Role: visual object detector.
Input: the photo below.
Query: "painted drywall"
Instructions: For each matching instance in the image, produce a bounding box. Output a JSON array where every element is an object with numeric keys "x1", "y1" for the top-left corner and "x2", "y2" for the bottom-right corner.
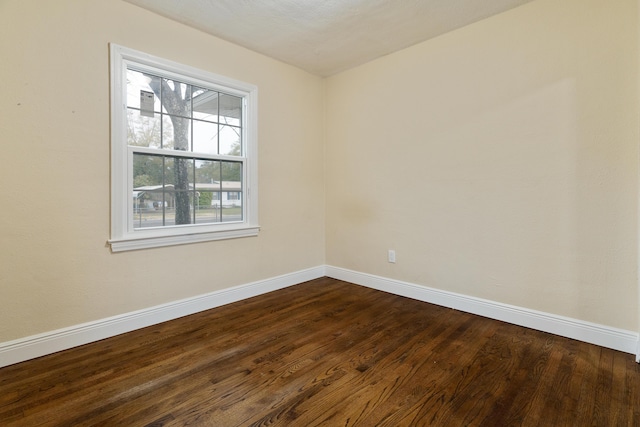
[
  {"x1": 325, "y1": 0, "x2": 639, "y2": 330},
  {"x1": 1, "y1": 0, "x2": 638, "y2": 348},
  {"x1": 0, "y1": 0, "x2": 325, "y2": 342}
]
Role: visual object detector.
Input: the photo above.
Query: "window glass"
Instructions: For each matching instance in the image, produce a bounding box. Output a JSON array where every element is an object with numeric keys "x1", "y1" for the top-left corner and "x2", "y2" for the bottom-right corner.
[{"x1": 110, "y1": 44, "x2": 258, "y2": 251}]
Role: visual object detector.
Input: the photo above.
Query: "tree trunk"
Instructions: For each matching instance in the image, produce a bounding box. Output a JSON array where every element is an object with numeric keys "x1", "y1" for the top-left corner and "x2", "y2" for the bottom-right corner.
[{"x1": 149, "y1": 77, "x2": 193, "y2": 225}]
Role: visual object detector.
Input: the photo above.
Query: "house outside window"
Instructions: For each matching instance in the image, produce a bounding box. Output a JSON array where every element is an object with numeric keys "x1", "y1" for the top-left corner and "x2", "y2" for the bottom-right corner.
[{"x1": 109, "y1": 45, "x2": 258, "y2": 252}]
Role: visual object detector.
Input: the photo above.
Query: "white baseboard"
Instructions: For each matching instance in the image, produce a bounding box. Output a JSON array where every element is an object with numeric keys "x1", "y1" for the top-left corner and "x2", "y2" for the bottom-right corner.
[
  {"x1": 2, "y1": 265, "x2": 637, "y2": 368},
  {"x1": 325, "y1": 266, "x2": 639, "y2": 356},
  {"x1": 0, "y1": 266, "x2": 325, "y2": 368}
]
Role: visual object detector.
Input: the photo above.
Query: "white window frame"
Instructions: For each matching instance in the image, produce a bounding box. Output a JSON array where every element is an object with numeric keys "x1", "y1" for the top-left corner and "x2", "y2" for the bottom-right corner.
[{"x1": 108, "y1": 44, "x2": 259, "y2": 252}]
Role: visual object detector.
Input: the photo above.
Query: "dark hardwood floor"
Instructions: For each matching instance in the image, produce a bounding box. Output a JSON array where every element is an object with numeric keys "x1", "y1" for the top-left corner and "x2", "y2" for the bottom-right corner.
[{"x1": 1, "y1": 277, "x2": 639, "y2": 426}]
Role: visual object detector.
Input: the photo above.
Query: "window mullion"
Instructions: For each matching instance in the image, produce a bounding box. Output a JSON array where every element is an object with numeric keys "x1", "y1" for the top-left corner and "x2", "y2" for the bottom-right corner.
[{"x1": 131, "y1": 146, "x2": 242, "y2": 164}]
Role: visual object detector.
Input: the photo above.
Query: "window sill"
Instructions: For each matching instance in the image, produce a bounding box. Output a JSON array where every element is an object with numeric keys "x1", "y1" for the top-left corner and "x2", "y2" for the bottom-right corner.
[{"x1": 108, "y1": 226, "x2": 260, "y2": 252}]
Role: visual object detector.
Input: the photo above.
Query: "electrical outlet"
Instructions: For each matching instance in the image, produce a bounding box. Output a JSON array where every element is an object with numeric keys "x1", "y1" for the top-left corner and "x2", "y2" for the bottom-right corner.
[{"x1": 388, "y1": 250, "x2": 396, "y2": 263}]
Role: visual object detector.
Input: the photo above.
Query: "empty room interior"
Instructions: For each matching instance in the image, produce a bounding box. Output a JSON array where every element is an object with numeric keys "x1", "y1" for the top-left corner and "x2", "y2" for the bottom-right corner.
[{"x1": 2, "y1": 0, "x2": 640, "y2": 425}]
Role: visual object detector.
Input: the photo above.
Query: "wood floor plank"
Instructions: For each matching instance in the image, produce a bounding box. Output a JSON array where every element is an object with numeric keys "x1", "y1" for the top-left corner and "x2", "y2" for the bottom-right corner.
[{"x1": 1, "y1": 277, "x2": 639, "y2": 426}]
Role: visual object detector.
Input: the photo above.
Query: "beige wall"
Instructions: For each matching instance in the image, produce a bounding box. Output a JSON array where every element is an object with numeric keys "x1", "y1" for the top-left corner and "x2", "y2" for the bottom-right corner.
[
  {"x1": 1, "y1": 0, "x2": 638, "y2": 345},
  {"x1": 0, "y1": 0, "x2": 325, "y2": 342},
  {"x1": 325, "y1": 0, "x2": 639, "y2": 330}
]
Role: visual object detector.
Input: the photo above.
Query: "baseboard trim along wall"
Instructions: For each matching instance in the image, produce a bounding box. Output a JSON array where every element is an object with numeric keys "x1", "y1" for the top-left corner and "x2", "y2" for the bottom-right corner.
[
  {"x1": 1, "y1": 265, "x2": 638, "y2": 368},
  {"x1": 325, "y1": 266, "x2": 639, "y2": 358},
  {"x1": 0, "y1": 266, "x2": 325, "y2": 368}
]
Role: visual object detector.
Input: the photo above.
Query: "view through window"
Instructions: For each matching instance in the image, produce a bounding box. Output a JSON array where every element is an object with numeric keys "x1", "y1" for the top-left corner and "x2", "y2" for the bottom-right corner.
[
  {"x1": 127, "y1": 68, "x2": 244, "y2": 228},
  {"x1": 109, "y1": 45, "x2": 258, "y2": 251}
]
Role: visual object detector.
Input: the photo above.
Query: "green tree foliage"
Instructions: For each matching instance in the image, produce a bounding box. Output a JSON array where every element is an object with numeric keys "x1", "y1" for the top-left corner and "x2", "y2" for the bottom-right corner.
[
  {"x1": 198, "y1": 191, "x2": 213, "y2": 207},
  {"x1": 194, "y1": 160, "x2": 242, "y2": 183}
]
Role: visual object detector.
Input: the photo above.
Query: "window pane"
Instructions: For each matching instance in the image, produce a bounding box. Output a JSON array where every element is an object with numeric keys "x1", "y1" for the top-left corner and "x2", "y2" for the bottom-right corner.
[
  {"x1": 195, "y1": 192, "x2": 219, "y2": 224},
  {"x1": 165, "y1": 156, "x2": 194, "y2": 225},
  {"x1": 126, "y1": 69, "x2": 161, "y2": 112},
  {"x1": 133, "y1": 208, "x2": 164, "y2": 229},
  {"x1": 164, "y1": 156, "x2": 195, "y2": 187},
  {"x1": 219, "y1": 125, "x2": 241, "y2": 156},
  {"x1": 161, "y1": 78, "x2": 192, "y2": 119},
  {"x1": 193, "y1": 120, "x2": 218, "y2": 154},
  {"x1": 171, "y1": 190, "x2": 193, "y2": 225},
  {"x1": 220, "y1": 160, "x2": 241, "y2": 182},
  {"x1": 127, "y1": 109, "x2": 161, "y2": 148},
  {"x1": 221, "y1": 161, "x2": 242, "y2": 222},
  {"x1": 163, "y1": 156, "x2": 175, "y2": 186},
  {"x1": 162, "y1": 115, "x2": 191, "y2": 151},
  {"x1": 193, "y1": 89, "x2": 218, "y2": 121},
  {"x1": 219, "y1": 93, "x2": 242, "y2": 127},
  {"x1": 133, "y1": 154, "x2": 163, "y2": 188},
  {"x1": 133, "y1": 153, "x2": 165, "y2": 229},
  {"x1": 195, "y1": 159, "x2": 220, "y2": 184},
  {"x1": 162, "y1": 198, "x2": 176, "y2": 227},
  {"x1": 195, "y1": 160, "x2": 221, "y2": 224}
]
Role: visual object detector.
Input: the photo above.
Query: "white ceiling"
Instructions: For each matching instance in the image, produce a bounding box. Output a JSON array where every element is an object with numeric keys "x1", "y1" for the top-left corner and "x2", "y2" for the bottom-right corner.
[{"x1": 124, "y1": 0, "x2": 535, "y2": 77}]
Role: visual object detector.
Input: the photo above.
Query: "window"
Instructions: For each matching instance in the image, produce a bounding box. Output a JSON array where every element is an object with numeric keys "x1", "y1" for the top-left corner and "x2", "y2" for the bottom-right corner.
[{"x1": 109, "y1": 45, "x2": 258, "y2": 252}]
